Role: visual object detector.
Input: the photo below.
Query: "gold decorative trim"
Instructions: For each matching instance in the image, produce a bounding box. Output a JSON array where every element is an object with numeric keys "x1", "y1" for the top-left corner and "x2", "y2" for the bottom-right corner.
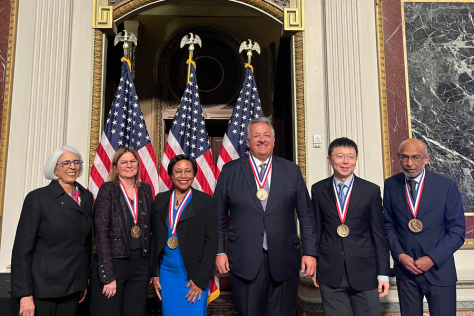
[
  {"x1": 92, "y1": 0, "x2": 308, "y2": 177},
  {"x1": 463, "y1": 213, "x2": 474, "y2": 249},
  {"x1": 375, "y1": 0, "x2": 391, "y2": 179},
  {"x1": 284, "y1": 0, "x2": 304, "y2": 31},
  {"x1": 294, "y1": 31, "x2": 306, "y2": 179},
  {"x1": 92, "y1": 0, "x2": 114, "y2": 30},
  {"x1": 0, "y1": 0, "x2": 18, "y2": 242},
  {"x1": 88, "y1": 30, "x2": 105, "y2": 174}
]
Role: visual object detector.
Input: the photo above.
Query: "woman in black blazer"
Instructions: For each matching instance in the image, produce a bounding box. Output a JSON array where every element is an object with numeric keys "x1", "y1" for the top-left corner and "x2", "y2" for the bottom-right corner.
[
  {"x1": 11, "y1": 146, "x2": 93, "y2": 316},
  {"x1": 151, "y1": 154, "x2": 218, "y2": 316},
  {"x1": 90, "y1": 147, "x2": 153, "y2": 316}
]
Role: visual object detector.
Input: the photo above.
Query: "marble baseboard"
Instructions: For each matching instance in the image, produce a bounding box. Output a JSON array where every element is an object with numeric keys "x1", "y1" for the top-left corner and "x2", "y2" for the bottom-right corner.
[{"x1": 297, "y1": 299, "x2": 474, "y2": 316}]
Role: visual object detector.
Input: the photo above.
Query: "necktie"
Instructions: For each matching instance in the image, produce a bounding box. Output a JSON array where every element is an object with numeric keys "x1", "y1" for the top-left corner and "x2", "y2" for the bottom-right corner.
[
  {"x1": 408, "y1": 179, "x2": 417, "y2": 201},
  {"x1": 259, "y1": 163, "x2": 269, "y2": 209},
  {"x1": 337, "y1": 183, "x2": 346, "y2": 205},
  {"x1": 259, "y1": 163, "x2": 269, "y2": 250}
]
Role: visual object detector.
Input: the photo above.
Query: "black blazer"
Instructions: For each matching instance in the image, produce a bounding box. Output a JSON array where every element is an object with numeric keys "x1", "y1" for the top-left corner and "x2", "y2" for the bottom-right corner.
[
  {"x1": 384, "y1": 171, "x2": 465, "y2": 286},
  {"x1": 151, "y1": 188, "x2": 218, "y2": 290},
  {"x1": 311, "y1": 175, "x2": 390, "y2": 291},
  {"x1": 11, "y1": 180, "x2": 93, "y2": 299},
  {"x1": 93, "y1": 181, "x2": 153, "y2": 285},
  {"x1": 214, "y1": 156, "x2": 317, "y2": 282}
]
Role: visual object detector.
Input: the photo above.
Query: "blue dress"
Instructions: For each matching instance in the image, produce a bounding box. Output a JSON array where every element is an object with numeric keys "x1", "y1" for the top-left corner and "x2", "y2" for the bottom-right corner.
[{"x1": 160, "y1": 196, "x2": 209, "y2": 315}]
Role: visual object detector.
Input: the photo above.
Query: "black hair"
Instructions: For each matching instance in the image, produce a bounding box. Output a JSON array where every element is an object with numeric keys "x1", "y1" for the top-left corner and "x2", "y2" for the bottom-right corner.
[
  {"x1": 167, "y1": 154, "x2": 198, "y2": 177},
  {"x1": 328, "y1": 137, "x2": 358, "y2": 156}
]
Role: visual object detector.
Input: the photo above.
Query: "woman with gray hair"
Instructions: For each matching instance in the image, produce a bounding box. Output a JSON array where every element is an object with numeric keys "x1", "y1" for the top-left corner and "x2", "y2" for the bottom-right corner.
[{"x1": 11, "y1": 145, "x2": 93, "y2": 316}]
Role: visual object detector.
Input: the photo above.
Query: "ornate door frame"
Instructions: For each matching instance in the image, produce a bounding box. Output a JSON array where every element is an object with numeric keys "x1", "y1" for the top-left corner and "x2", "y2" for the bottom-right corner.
[{"x1": 90, "y1": 0, "x2": 308, "y2": 178}]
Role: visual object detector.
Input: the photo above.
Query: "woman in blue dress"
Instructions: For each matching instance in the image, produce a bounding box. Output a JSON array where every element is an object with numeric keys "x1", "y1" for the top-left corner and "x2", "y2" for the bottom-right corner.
[{"x1": 151, "y1": 154, "x2": 218, "y2": 315}]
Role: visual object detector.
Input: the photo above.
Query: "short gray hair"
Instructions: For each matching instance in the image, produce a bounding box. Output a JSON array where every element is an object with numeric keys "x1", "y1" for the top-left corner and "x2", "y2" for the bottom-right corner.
[
  {"x1": 43, "y1": 146, "x2": 83, "y2": 180},
  {"x1": 246, "y1": 116, "x2": 275, "y2": 139}
]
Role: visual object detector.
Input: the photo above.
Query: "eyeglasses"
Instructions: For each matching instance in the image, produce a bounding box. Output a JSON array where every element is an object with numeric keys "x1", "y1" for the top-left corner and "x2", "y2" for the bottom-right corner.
[
  {"x1": 173, "y1": 169, "x2": 194, "y2": 177},
  {"x1": 331, "y1": 154, "x2": 357, "y2": 161},
  {"x1": 58, "y1": 160, "x2": 83, "y2": 168},
  {"x1": 398, "y1": 154, "x2": 427, "y2": 163},
  {"x1": 118, "y1": 160, "x2": 138, "y2": 167}
]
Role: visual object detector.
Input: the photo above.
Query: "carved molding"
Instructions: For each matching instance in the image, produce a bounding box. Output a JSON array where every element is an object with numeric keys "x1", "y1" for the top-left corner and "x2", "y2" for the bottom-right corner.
[
  {"x1": 376, "y1": 0, "x2": 391, "y2": 179},
  {"x1": 294, "y1": 31, "x2": 306, "y2": 179},
  {"x1": 92, "y1": 0, "x2": 114, "y2": 31},
  {"x1": 0, "y1": 0, "x2": 18, "y2": 226},
  {"x1": 92, "y1": 0, "x2": 307, "y2": 177},
  {"x1": 89, "y1": 30, "x2": 105, "y2": 174},
  {"x1": 284, "y1": 0, "x2": 304, "y2": 31}
]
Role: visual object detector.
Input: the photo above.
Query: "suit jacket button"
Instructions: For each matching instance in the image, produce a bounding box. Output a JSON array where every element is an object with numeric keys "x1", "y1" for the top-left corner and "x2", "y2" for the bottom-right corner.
[
  {"x1": 144, "y1": 250, "x2": 147, "y2": 253},
  {"x1": 144, "y1": 225, "x2": 147, "y2": 228}
]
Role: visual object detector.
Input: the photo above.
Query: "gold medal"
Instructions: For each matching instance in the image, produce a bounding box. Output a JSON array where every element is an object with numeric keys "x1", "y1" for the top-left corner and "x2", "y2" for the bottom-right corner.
[
  {"x1": 256, "y1": 188, "x2": 268, "y2": 201},
  {"x1": 408, "y1": 218, "x2": 423, "y2": 233},
  {"x1": 131, "y1": 225, "x2": 141, "y2": 238},
  {"x1": 337, "y1": 224, "x2": 350, "y2": 237},
  {"x1": 167, "y1": 236, "x2": 179, "y2": 249}
]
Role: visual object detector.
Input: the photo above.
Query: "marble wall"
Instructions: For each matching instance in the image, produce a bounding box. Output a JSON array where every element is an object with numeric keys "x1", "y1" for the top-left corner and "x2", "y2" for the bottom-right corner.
[
  {"x1": 404, "y1": 2, "x2": 474, "y2": 238},
  {"x1": 0, "y1": 0, "x2": 11, "y2": 141}
]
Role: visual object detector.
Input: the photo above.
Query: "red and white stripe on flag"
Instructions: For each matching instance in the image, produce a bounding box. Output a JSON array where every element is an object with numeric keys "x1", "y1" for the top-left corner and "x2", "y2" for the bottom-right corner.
[
  {"x1": 88, "y1": 59, "x2": 159, "y2": 198},
  {"x1": 157, "y1": 61, "x2": 219, "y2": 303}
]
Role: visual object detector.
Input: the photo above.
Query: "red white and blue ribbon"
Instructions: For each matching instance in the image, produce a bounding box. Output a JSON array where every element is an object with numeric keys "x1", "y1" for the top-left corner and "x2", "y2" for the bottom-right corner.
[
  {"x1": 333, "y1": 177, "x2": 354, "y2": 224},
  {"x1": 119, "y1": 182, "x2": 138, "y2": 224},
  {"x1": 169, "y1": 189, "x2": 192, "y2": 236},
  {"x1": 249, "y1": 155, "x2": 272, "y2": 189},
  {"x1": 405, "y1": 169, "x2": 425, "y2": 218}
]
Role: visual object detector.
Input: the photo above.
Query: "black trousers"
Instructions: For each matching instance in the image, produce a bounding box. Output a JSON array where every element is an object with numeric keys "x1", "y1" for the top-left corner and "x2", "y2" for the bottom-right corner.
[
  {"x1": 397, "y1": 275, "x2": 456, "y2": 316},
  {"x1": 90, "y1": 249, "x2": 150, "y2": 316},
  {"x1": 319, "y1": 270, "x2": 380, "y2": 316},
  {"x1": 230, "y1": 250, "x2": 299, "y2": 316},
  {"x1": 33, "y1": 292, "x2": 81, "y2": 316}
]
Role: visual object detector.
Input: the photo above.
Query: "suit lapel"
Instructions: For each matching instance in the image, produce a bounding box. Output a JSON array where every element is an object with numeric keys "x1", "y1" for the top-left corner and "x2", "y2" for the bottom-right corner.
[
  {"x1": 394, "y1": 173, "x2": 413, "y2": 221},
  {"x1": 322, "y1": 176, "x2": 337, "y2": 210},
  {"x1": 265, "y1": 158, "x2": 279, "y2": 212},
  {"x1": 346, "y1": 176, "x2": 363, "y2": 217},
  {"x1": 158, "y1": 190, "x2": 172, "y2": 228},
  {"x1": 49, "y1": 180, "x2": 86, "y2": 213},
  {"x1": 416, "y1": 170, "x2": 433, "y2": 218},
  {"x1": 179, "y1": 189, "x2": 196, "y2": 222},
  {"x1": 241, "y1": 157, "x2": 264, "y2": 213},
  {"x1": 115, "y1": 188, "x2": 130, "y2": 236}
]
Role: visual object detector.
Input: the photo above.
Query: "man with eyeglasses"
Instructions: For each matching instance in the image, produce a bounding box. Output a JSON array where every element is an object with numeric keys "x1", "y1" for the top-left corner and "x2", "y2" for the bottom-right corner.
[
  {"x1": 311, "y1": 137, "x2": 390, "y2": 316},
  {"x1": 384, "y1": 138, "x2": 465, "y2": 316}
]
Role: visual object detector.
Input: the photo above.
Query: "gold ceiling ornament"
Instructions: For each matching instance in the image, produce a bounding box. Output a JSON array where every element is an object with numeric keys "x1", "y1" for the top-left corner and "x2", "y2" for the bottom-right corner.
[
  {"x1": 92, "y1": 0, "x2": 115, "y2": 33},
  {"x1": 284, "y1": 0, "x2": 304, "y2": 31}
]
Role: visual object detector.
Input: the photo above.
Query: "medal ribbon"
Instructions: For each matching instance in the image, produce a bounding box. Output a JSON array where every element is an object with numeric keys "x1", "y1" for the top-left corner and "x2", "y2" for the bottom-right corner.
[
  {"x1": 119, "y1": 182, "x2": 138, "y2": 224},
  {"x1": 405, "y1": 170, "x2": 425, "y2": 218},
  {"x1": 169, "y1": 190, "x2": 192, "y2": 236},
  {"x1": 249, "y1": 155, "x2": 273, "y2": 189},
  {"x1": 333, "y1": 177, "x2": 354, "y2": 224}
]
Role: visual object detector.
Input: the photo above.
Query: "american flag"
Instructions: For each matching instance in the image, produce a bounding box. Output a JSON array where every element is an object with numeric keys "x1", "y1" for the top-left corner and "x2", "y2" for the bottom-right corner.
[
  {"x1": 89, "y1": 59, "x2": 159, "y2": 198},
  {"x1": 158, "y1": 60, "x2": 219, "y2": 302},
  {"x1": 158, "y1": 61, "x2": 216, "y2": 194},
  {"x1": 216, "y1": 64, "x2": 264, "y2": 178}
]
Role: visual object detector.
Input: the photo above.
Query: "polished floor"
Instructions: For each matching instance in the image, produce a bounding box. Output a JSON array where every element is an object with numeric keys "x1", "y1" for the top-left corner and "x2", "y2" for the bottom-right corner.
[{"x1": 144, "y1": 292, "x2": 238, "y2": 316}]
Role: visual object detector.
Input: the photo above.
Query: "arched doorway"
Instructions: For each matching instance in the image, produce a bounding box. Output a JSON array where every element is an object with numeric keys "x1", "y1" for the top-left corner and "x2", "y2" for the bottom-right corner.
[{"x1": 90, "y1": 0, "x2": 308, "y2": 177}]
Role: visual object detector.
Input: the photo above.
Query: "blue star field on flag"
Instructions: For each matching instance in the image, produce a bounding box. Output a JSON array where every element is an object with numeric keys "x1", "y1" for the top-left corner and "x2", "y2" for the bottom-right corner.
[
  {"x1": 105, "y1": 62, "x2": 151, "y2": 151},
  {"x1": 170, "y1": 67, "x2": 211, "y2": 159}
]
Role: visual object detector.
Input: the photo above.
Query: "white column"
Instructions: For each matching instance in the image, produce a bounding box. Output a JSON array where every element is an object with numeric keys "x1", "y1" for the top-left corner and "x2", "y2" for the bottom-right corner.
[
  {"x1": 306, "y1": 0, "x2": 384, "y2": 187},
  {"x1": 0, "y1": 0, "x2": 94, "y2": 271}
]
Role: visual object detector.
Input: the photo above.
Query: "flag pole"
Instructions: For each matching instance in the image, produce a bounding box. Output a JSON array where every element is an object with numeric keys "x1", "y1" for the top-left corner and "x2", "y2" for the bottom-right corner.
[
  {"x1": 239, "y1": 39, "x2": 261, "y2": 70},
  {"x1": 180, "y1": 33, "x2": 202, "y2": 83},
  {"x1": 114, "y1": 30, "x2": 138, "y2": 71}
]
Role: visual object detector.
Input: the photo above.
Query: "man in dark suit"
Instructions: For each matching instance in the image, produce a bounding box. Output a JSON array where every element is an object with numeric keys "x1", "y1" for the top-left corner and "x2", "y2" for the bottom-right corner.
[
  {"x1": 311, "y1": 137, "x2": 390, "y2": 316},
  {"x1": 214, "y1": 117, "x2": 317, "y2": 316},
  {"x1": 384, "y1": 138, "x2": 466, "y2": 316}
]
